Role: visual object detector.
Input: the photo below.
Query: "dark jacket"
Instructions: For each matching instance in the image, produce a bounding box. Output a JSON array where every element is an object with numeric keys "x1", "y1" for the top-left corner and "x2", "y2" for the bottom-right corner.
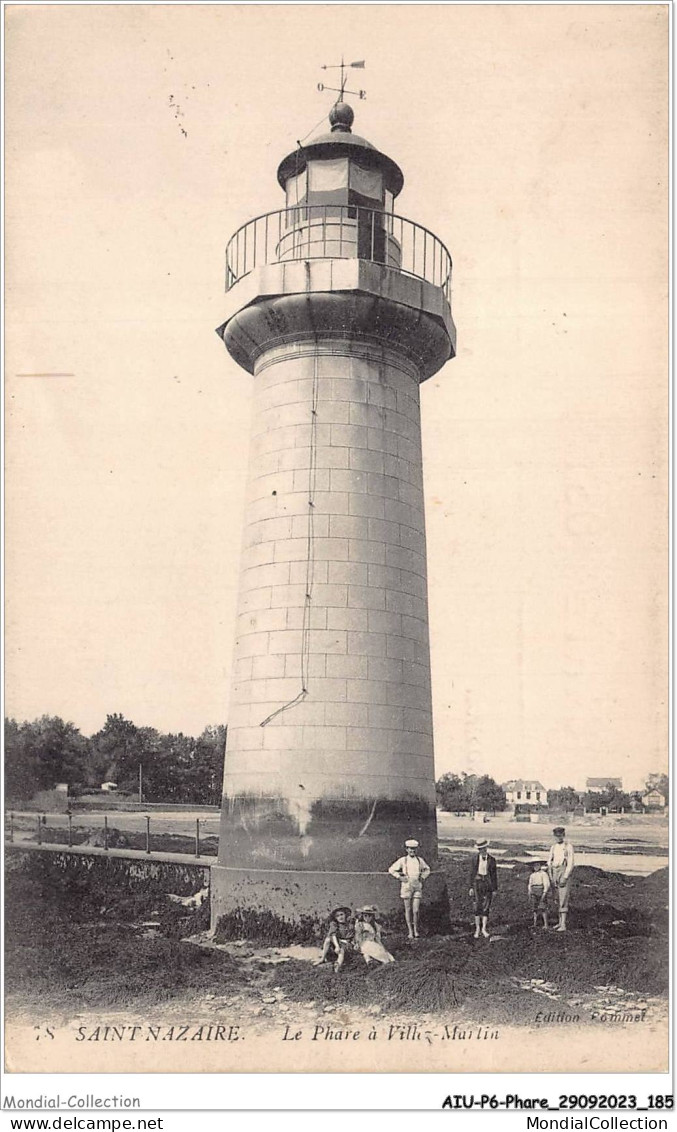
[{"x1": 468, "y1": 853, "x2": 498, "y2": 892}]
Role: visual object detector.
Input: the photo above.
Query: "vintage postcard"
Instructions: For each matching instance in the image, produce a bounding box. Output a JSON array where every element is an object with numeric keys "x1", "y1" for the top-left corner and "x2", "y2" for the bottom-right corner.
[{"x1": 3, "y1": 2, "x2": 669, "y2": 1075}]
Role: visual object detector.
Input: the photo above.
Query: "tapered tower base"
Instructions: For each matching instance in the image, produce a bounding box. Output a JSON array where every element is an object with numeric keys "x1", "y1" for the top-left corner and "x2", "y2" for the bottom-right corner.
[{"x1": 211, "y1": 863, "x2": 448, "y2": 935}]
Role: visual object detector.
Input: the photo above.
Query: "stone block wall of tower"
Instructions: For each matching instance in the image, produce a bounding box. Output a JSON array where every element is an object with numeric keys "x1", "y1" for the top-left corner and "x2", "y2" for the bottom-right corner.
[{"x1": 219, "y1": 339, "x2": 438, "y2": 874}]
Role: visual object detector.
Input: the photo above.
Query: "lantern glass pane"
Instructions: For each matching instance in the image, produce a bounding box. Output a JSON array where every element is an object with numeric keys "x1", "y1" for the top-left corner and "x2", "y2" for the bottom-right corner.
[
  {"x1": 350, "y1": 164, "x2": 383, "y2": 201},
  {"x1": 286, "y1": 170, "x2": 307, "y2": 206},
  {"x1": 307, "y1": 159, "x2": 349, "y2": 192}
]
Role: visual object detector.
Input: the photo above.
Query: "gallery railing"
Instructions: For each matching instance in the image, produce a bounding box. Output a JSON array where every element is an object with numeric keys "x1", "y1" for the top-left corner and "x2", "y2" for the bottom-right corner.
[{"x1": 225, "y1": 205, "x2": 453, "y2": 301}]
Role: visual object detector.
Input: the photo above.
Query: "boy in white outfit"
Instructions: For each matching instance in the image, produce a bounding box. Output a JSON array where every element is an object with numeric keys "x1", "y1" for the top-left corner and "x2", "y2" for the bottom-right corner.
[{"x1": 388, "y1": 838, "x2": 431, "y2": 940}]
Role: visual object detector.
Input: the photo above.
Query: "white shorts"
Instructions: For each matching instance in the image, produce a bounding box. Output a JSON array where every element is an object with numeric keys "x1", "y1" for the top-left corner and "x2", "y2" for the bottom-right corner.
[{"x1": 400, "y1": 879, "x2": 423, "y2": 900}]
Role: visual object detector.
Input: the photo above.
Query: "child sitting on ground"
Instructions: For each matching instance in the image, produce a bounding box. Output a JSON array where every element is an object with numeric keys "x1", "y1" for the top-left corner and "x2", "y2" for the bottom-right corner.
[
  {"x1": 354, "y1": 906, "x2": 395, "y2": 966},
  {"x1": 527, "y1": 861, "x2": 551, "y2": 930},
  {"x1": 313, "y1": 906, "x2": 354, "y2": 972}
]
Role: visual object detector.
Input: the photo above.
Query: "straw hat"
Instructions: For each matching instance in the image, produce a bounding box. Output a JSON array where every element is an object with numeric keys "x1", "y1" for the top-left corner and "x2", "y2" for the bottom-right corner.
[{"x1": 475, "y1": 838, "x2": 489, "y2": 850}]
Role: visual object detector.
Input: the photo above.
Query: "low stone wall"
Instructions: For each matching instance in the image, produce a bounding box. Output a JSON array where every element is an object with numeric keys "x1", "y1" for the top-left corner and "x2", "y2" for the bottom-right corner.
[
  {"x1": 70, "y1": 798, "x2": 220, "y2": 813},
  {"x1": 5, "y1": 843, "x2": 210, "y2": 897}
]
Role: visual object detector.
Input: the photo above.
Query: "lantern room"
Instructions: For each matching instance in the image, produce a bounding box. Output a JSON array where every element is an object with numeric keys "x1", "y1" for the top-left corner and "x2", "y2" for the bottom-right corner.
[
  {"x1": 275, "y1": 102, "x2": 405, "y2": 266},
  {"x1": 277, "y1": 102, "x2": 403, "y2": 211}
]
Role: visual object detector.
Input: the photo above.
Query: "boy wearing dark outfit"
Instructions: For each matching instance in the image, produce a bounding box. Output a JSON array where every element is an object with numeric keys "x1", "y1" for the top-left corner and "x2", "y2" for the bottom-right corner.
[{"x1": 468, "y1": 839, "x2": 498, "y2": 938}]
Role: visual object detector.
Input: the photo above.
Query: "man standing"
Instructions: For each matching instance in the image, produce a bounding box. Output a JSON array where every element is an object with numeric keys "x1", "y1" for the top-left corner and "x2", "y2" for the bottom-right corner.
[
  {"x1": 548, "y1": 826, "x2": 575, "y2": 931},
  {"x1": 468, "y1": 838, "x2": 498, "y2": 938},
  {"x1": 388, "y1": 839, "x2": 431, "y2": 940}
]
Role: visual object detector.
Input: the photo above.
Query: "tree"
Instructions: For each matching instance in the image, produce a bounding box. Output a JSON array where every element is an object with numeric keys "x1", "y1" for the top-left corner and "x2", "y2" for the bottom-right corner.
[
  {"x1": 436, "y1": 772, "x2": 506, "y2": 813},
  {"x1": 89, "y1": 715, "x2": 227, "y2": 803},
  {"x1": 131, "y1": 726, "x2": 226, "y2": 803},
  {"x1": 89, "y1": 714, "x2": 142, "y2": 788},
  {"x1": 7, "y1": 712, "x2": 226, "y2": 806},
  {"x1": 547, "y1": 786, "x2": 580, "y2": 811},
  {"x1": 190, "y1": 725, "x2": 227, "y2": 805},
  {"x1": 4, "y1": 715, "x2": 90, "y2": 800},
  {"x1": 584, "y1": 783, "x2": 633, "y2": 813},
  {"x1": 608, "y1": 788, "x2": 632, "y2": 813},
  {"x1": 472, "y1": 774, "x2": 506, "y2": 813},
  {"x1": 5, "y1": 717, "x2": 39, "y2": 800},
  {"x1": 436, "y1": 772, "x2": 471, "y2": 812}
]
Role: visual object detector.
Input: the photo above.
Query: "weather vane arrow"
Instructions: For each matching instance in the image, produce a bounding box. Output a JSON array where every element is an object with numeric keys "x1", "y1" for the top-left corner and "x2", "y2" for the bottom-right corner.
[{"x1": 317, "y1": 57, "x2": 366, "y2": 101}]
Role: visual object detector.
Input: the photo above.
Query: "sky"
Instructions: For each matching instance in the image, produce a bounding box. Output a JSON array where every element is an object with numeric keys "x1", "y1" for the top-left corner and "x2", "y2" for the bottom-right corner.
[{"x1": 5, "y1": 4, "x2": 668, "y2": 792}]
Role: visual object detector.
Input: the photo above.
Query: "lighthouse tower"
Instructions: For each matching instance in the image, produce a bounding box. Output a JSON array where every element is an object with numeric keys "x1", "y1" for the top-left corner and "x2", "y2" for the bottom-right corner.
[{"x1": 213, "y1": 99, "x2": 456, "y2": 929}]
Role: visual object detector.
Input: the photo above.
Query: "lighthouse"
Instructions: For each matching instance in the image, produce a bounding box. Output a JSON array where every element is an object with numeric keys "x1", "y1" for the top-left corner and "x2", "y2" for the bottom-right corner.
[{"x1": 212, "y1": 94, "x2": 456, "y2": 930}]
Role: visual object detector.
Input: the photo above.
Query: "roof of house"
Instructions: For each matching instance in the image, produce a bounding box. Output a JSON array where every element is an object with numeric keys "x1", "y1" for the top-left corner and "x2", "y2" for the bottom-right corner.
[
  {"x1": 502, "y1": 779, "x2": 546, "y2": 792},
  {"x1": 586, "y1": 777, "x2": 623, "y2": 788},
  {"x1": 642, "y1": 789, "x2": 665, "y2": 800}
]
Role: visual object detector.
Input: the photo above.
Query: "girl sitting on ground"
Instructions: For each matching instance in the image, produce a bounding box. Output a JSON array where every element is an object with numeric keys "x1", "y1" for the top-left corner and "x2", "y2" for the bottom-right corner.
[
  {"x1": 354, "y1": 906, "x2": 395, "y2": 966},
  {"x1": 313, "y1": 906, "x2": 354, "y2": 972}
]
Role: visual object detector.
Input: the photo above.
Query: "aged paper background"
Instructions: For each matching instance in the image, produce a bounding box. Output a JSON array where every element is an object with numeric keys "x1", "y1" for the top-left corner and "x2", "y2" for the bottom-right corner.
[{"x1": 4, "y1": 2, "x2": 669, "y2": 1074}]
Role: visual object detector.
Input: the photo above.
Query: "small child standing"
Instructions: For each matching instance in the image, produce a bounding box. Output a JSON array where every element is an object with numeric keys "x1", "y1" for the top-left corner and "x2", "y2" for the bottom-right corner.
[
  {"x1": 313, "y1": 907, "x2": 354, "y2": 972},
  {"x1": 527, "y1": 861, "x2": 551, "y2": 930}
]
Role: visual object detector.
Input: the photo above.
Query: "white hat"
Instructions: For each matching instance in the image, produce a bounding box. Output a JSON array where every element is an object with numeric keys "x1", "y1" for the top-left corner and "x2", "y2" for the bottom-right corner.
[{"x1": 404, "y1": 839, "x2": 419, "y2": 848}]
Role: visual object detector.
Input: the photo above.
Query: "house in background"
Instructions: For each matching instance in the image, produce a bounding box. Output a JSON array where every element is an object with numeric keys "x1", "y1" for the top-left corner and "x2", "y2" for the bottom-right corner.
[
  {"x1": 502, "y1": 779, "x2": 548, "y2": 814},
  {"x1": 586, "y1": 777, "x2": 623, "y2": 793},
  {"x1": 641, "y1": 789, "x2": 667, "y2": 811}
]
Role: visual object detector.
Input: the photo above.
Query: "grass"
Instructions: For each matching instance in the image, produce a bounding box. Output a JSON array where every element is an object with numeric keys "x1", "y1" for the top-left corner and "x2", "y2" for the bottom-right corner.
[
  {"x1": 214, "y1": 907, "x2": 319, "y2": 946},
  {"x1": 4, "y1": 854, "x2": 240, "y2": 1011},
  {"x1": 4, "y1": 849, "x2": 669, "y2": 1021},
  {"x1": 270, "y1": 856, "x2": 669, "y2": 1020},
  {"x1": 273, "y1": 927, "x2": 667, "y2": 1022}
]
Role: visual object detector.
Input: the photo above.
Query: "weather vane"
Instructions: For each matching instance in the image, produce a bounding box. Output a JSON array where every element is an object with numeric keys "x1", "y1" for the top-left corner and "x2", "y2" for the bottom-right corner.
[{"x1": 317, "y1": 57, "x2": 366, "y2": 102}]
